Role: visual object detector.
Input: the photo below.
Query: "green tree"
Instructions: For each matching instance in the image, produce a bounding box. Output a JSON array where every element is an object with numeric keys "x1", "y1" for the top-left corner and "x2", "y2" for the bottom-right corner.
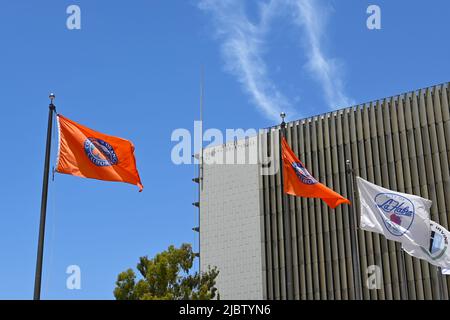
[{"x1": 114, "y1": 243, "x2": 219, "y2": 300}]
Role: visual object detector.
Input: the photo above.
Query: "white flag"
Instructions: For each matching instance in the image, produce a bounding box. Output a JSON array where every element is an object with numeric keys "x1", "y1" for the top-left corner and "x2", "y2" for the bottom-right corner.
[
  {"x1": 356, "y1": 177, "x2": 431, "y2": 248},
  {"x1": 402, "y1": 221, "x2": 450, "y2": 270}
]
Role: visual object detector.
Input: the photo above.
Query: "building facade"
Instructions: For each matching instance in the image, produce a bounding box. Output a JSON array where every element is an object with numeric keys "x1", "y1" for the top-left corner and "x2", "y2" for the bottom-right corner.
[{"x1": 198, "y1": 82, "x2": 450, "y2": 300}]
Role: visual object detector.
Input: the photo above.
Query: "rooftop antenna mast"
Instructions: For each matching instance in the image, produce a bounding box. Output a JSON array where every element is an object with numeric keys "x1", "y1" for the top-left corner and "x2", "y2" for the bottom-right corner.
[
  {"x1": 200, "y1": 67, "x2": 204, "y2": 190},
  {"x1": 192, "y1": 67, "x2": 204, "y2": 272}
]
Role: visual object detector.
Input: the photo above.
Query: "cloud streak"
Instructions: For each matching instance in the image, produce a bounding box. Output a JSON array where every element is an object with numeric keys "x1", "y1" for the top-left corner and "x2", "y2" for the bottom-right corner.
[
  {"x1": 199, "y1": 0, "x2": 291, "y2": 121},
  {"x1": 199, "y1": 0, "x2": 353, "y2": 121},
  {"x1": 290, "y1": 0, "x2": 354, "y2": 109}
]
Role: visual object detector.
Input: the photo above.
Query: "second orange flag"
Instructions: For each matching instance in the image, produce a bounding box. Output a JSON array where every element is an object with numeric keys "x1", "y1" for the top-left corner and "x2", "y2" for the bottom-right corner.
[{"x1": 281, "y1": 137, "x2": 349, "y2": 208}]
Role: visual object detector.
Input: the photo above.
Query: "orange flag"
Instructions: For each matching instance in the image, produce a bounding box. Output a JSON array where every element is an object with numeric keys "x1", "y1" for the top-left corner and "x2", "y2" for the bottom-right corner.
[
  {"x1": 56, "y1": 114, "x2": 143, "y2": 191},
  {"x1": 281, "y1": 137, "x2": 349, "y2": 208}
]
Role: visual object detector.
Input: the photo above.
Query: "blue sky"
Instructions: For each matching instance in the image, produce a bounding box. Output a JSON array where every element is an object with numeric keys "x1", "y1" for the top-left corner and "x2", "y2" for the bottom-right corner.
[{"x1": 0, "y1": 0, "x2": 449, "y2": 299}]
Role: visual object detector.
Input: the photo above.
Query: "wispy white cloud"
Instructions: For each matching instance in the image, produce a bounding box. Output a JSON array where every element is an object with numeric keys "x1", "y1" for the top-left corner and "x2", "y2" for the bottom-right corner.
[
  {"x1": 199, "y1": 0, "x2": 353, "y2": 120},
  {"x1": 198, "y1": 0, "x2": 292, "y2": 121},
  {"x1": 290, "y1": 0, "x2": 354, "y2": 108}
]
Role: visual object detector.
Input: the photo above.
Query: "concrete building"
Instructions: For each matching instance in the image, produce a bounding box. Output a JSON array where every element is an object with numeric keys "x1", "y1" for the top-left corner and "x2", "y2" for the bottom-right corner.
[{"x1": 195, "y1": 82, "x2": 450, "y2": 300}]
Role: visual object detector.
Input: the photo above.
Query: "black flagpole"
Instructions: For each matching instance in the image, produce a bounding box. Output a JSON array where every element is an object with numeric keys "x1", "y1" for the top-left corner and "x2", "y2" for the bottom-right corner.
[
  {"x1": 345, "y1": 160, "x2": 363, "y2": 300},
  {"x1": 34, "y1": 93, "x2": 56, "y2": 300},
  {"x1": 279, "y1": 112, "x2": 294, "y2": 300}
]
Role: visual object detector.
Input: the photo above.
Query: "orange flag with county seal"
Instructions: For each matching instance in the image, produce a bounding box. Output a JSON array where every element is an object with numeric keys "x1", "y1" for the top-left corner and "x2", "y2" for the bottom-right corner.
[
  {"x1": 56, "y1": 114, "x2": 143, "y2": 191},
  {"x1": 282, "y1": 137, "x2": 349, "y2": 208}
]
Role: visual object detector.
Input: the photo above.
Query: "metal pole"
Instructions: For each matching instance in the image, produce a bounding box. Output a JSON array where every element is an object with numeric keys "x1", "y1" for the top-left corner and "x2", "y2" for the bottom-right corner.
[
  {"x1": 438, "y1": 267, "x2": 447, "y2": 300},
  {"x1": 33, "y1": 93, "x2": 56, "y2": 300},
  {"x1": 200, "y1": 66, "x2": 204, "y2": 192},
  {"x1": 199, "y1": 67, "x2": 204, "y2": 272},
  {"x1": 279, "y1": 112, "x2": 294, "y2": 300},
  {"x1": 345, "y1": 160, "x2": 363, "y2": 300},
  {"x1": 436, "y1": 267, "x2": 444, "y2": 300},
  {"x1": 397, "y1": 247, "x2": 409, "y2": 299}
]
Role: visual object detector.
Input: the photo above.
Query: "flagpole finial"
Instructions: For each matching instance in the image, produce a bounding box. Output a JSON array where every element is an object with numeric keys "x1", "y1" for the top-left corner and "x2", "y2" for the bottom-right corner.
[
  {"x1": 49, "y1": 93, "x2": 56, "y2": 111},
  {"x1": 280, "y1": 112, "x2": 286, "y2": 129},
  {"x1": 346, "y1": 159, "x2": 354, "y2": 174},
  {"x1": 346, "y1": 159, "x2": 351, "y2": 169}
]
